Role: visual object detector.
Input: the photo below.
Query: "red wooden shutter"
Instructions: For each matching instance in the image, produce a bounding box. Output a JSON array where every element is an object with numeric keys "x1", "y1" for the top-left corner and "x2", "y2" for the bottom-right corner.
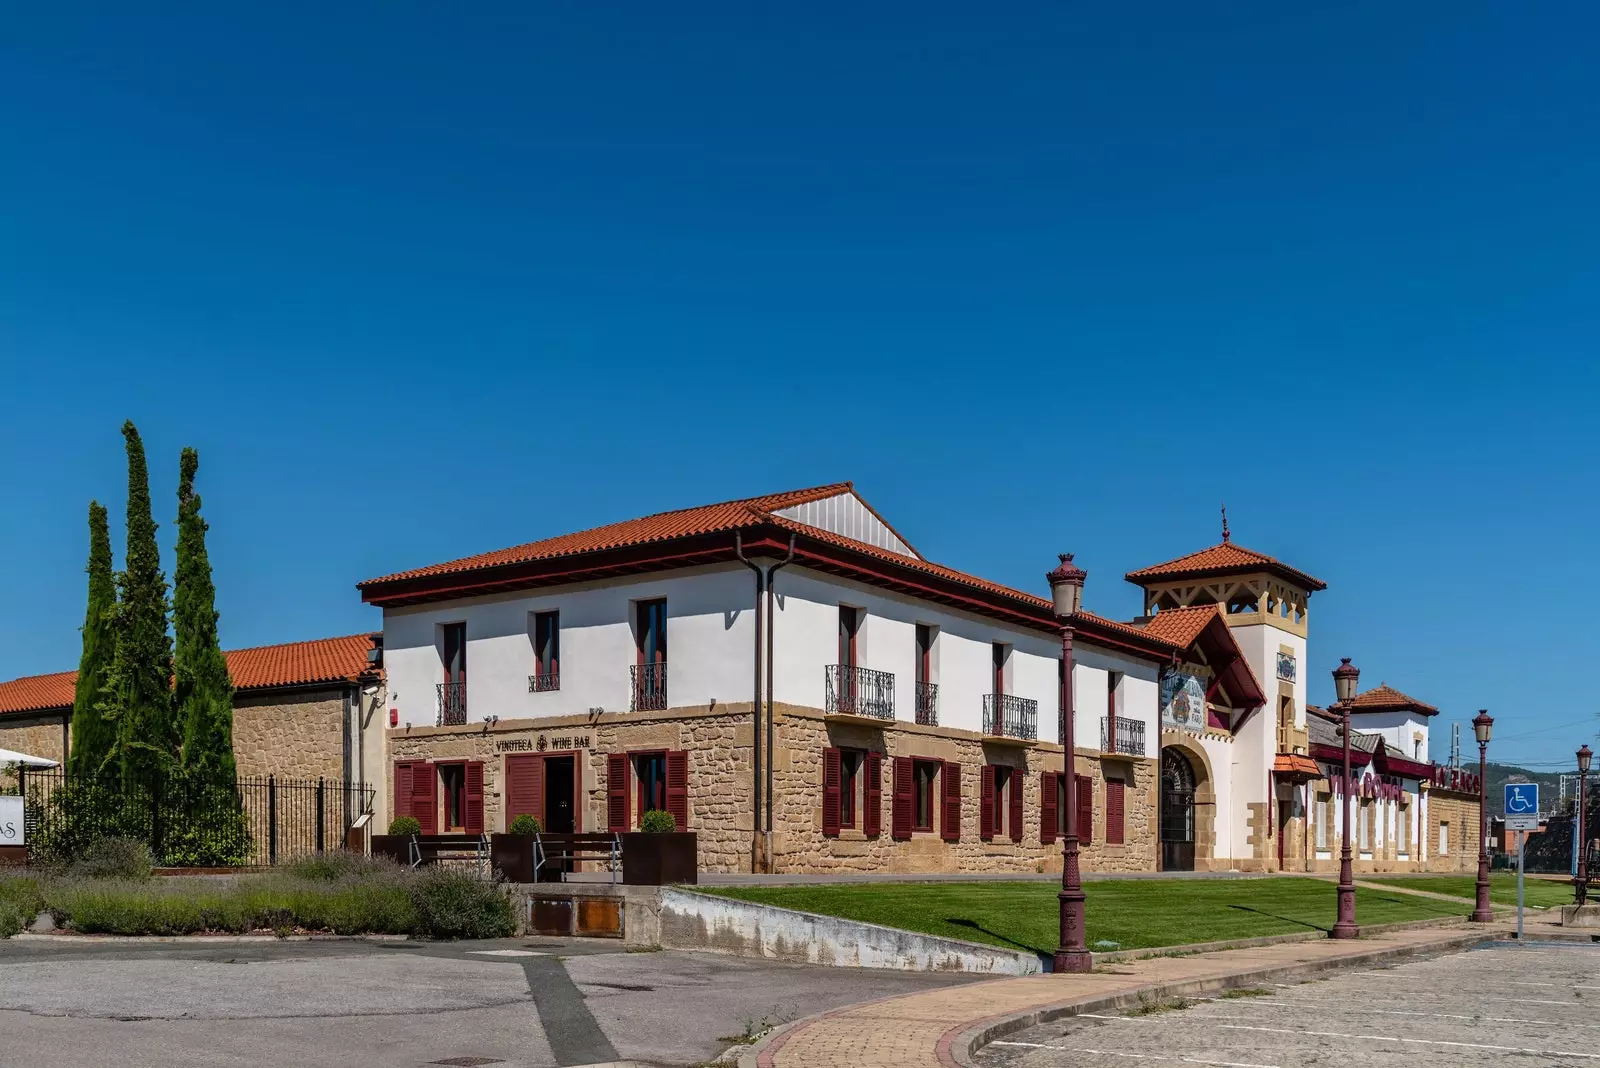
[
  {"x1": 412, "y1": 762, "x2": 437, "y2": 834},
  {"x1": 822, "y1": 747, "x2": 843, "y2": 836},
  {"x1": 979, "y1": 765, "x2": 996, "y2": 840},
  {"x1": 1009, "y1": 770, "x2": 1024, "y2": 843},
  {"x1": 607, "y1": 753, "x2": 630, "y2": 832},
  {"x1": 464, "y1": 761, "x2": 485, "y2": 834},
  {"x1": 1040, "y1": 771, "x2": 1058, "y2": 844},
  {"x1": 393, "y1": 762, "x2": 414, "y2": 823},
  {"x1": 1076, "y1": 773, "x2": 1093, "y2": 846},
  {"x1": 941, "y1": 761, "x2": 961, "y2": 842},
  {"x1": 863, "y1": 752, "x2": 882, "y2": 837},
  {"x1": 891, "y1": 756, "x2": 913, "y2": 840},
  {"x1": 665, "y1": 749, "x2": 689, "y2": 830},
  {"x1": 504, "y1": 755, "x2": 543, "y2": 829},
  {"x1": 1106, "y1": 778, "x2": 1125, "y2": 845}
]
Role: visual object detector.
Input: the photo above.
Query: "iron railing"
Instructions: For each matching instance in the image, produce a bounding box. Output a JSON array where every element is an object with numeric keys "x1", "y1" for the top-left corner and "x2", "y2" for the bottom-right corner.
[
  {"x1": 528, "y1": 670, "x2": 560, "y2": 693},
  {"x1": 18, "y1": 767, "x2": 374, "y2": 866},
  {"x1": 437, "y1": 680, "x2": 467, "y2": 726},
  {"x1": 1101, "y1": 715, "x2": 1146, "y2": 756},
  {"x1": 914, "y1": 681, "x2": 939, "y2": 726},
  {"x1": 631, "y1": 662, "x2": 667, "y2": 711},
  {"x1": 983, "y1": 693, "x2": 1038, "y2": 740},
  {"x1": 825, "y1": 664, "x2": 895, "y2": 720}
]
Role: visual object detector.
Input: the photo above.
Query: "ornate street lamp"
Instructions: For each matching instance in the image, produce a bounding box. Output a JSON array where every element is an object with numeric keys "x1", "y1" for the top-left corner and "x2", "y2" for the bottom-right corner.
[
  {"x1": 1577, "y1": 744, "x2": 1592, "y2": 907},
  {"x1": 1330, "y1": 658, "x2": 1361, "y2": 939},
  {"x1": 1047, "y1": 553, "x2": 1091, "y2": 974},
  {"x1": 1470, "y1": 710, "x2": 1495, "y2": 923}
]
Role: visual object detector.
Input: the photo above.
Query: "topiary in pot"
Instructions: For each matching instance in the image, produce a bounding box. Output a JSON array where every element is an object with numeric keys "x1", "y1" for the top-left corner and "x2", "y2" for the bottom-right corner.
[
  {"x1": 640, "y1": 809, "x2": 676, "y2": 833},
  {"x1": 388, "y1": 816, "x2": 422, "y2": 836},
  {"x1": 507, "y1": 813, "x2": 541, "y2": 835}
]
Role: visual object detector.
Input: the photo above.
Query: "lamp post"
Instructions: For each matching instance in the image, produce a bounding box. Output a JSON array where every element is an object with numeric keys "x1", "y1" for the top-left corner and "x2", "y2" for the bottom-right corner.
[
  {"x1": 1330, "y1": 657, "x2": 1361, "y2": 939},
  {"x1": 1047, "y1": 553, "x2": 1091, "y2": 974},
  {"x1": 1470, "y1": 710, "x2": 1495, "y2": 923},
  {"x1": 1577, "y1": 744, "x2": 1592, "y2": 907}
]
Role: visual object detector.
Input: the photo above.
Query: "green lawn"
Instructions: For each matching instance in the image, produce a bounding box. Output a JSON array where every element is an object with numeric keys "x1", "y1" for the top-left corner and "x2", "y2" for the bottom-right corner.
[
  {"x1": 1364, "y1": 873, "x2": 1574, "y2": 909},
  {"x1": 699, "y1": 877, "x2": 1467, "y2": 954}
]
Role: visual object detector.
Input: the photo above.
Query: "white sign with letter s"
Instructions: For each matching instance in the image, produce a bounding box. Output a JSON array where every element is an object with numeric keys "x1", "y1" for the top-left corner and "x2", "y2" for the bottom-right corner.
[{"x1": 0, "y1": 795, "x2": 22, "y2": 845}]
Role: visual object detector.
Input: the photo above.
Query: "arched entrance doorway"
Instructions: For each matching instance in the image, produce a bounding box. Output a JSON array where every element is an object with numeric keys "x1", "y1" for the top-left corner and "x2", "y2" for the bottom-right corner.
[{"x1": 1160, "y1": 748, "x2": 1197, "y2": 871}]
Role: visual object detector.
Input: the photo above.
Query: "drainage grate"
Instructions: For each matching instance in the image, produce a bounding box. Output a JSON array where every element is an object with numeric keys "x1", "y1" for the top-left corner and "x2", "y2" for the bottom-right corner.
[{"x1": 430, "y1": 1059, "x2": 505, "y2": 1066}]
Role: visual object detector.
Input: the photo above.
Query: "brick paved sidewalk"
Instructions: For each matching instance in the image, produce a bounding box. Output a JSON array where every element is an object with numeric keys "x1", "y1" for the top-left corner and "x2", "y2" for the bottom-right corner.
[{"x1": 742, "y1": 921, "x2": 1512, "y2": 1068}]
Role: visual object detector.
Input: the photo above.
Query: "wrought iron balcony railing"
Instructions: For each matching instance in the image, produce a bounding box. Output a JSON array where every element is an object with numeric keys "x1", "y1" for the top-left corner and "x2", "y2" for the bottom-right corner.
[
  {"x1": 914, "y1": 681, "x2": 939, "y2": 726},
  {"x1": 631, "y1": 662, "x2": 667, "y2": 712},
  {"x1": 528, "y1": 670, "x2": 560, "y2": 693},
  {"x1": 982, "y1": 693, "x2": 1038, "y2": 740},
  {"x1": 1101, "y1": 715, "x2": 1146, "y2": 756},
  {"x1": 825, "y1": 664, "x2": 895, "y2": 720},
  {"x1": 436, "y1": 680, "x2": 467, "y2": 726}
]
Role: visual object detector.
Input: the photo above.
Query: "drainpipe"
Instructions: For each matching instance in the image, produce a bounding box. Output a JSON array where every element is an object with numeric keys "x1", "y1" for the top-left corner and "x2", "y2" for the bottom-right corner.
[
  {"x1": 734, "y1": 531, "x2": 765, "y2": 874},
  {"x1": 763, "y1": 534, "x2": 796, "y2": 873}
]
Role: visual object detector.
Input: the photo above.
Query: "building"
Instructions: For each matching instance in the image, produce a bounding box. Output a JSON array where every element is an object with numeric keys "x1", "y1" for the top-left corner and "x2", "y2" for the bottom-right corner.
[{"x1": 0, "y1": 633, "x2": 386, "y2": 796}]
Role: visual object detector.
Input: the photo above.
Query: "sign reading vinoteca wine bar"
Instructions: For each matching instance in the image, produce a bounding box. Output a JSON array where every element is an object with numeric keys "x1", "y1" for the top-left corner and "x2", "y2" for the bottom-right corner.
[{"x1": 495, "y1": 734, "x2": 591, "y2": 753}]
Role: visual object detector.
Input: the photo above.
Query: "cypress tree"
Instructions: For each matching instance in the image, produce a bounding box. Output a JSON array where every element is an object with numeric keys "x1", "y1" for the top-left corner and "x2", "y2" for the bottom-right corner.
[
  {"x1": 175, "y1": 447, "x2": 236, "y2": 785},
  {"x1": 67, "y1": 502, "x2": 117, "y2": 779},
  {"x1": 106, "y1": 420, "x2": 176, "y2": 786}
]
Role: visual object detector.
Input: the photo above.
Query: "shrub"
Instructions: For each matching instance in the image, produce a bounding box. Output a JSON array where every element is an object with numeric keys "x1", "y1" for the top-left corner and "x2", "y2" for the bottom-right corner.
[
  {"x1": 407, "y1": 867, "x2": 515, "y2": 939},
  {"x1": 0, "y1": 875, "x2": 43, "y2": 938},
  {"x1": 0, "y1": 900, "x2": 27, "y2": 939},
  {"x1": 70, "y1": 837, "x2": 154, "y2": 880},
  {"x1": 285, "y1": 852, "x2": 403, "y2": 882},
  {"x1": 507, "y1": 813, "x2": 541, "y2": 835},
  {"x1": 388, "y1": 816, "x2": 422, "y2": 836},
  {"x1": 641, "y1": 809, "x2": 676, "y2": 833}
]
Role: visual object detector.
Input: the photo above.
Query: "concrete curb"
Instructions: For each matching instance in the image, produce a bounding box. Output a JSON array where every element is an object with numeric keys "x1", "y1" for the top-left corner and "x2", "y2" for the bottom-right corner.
[
  {"x1": 1091, "y1": 912, "x2": 1477, "y2": 964},
  {"x1": 940, "y1": 930, "x2": 1495, "y2": 1068}
]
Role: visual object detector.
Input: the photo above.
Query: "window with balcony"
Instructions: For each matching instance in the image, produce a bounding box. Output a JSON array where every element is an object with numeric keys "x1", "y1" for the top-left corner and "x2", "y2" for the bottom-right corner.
[
  {"x1": 632, "y1": 600, "x2": 667, "y2": 711},
  {"x1": 438, "y1": 622, "x2": 467, "y2": 725},
  {"x1": 530, "y1": 611, "x2": 560, "y2": 692},
  {"x1": 828, "y1": 606, "x2": 892, "y2": 718},
  {"x1": 914, "y1": 624, "x2": 937, "y2": 725}
]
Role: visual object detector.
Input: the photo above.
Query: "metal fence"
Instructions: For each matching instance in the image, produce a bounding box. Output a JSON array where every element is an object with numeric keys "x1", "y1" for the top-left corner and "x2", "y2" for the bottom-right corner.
[{"x1": 19, "y1": 768, "x2": 375, "y2": 867}]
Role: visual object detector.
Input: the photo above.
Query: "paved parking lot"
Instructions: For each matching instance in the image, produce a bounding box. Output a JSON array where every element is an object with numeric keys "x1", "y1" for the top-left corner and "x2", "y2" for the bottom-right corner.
[
  {"x1": 0, "y1": 935, "x2": 979, "y2": 1068},
  {"x1": 980, "y1": 941, "x2": 1600, "y2": 1068}
]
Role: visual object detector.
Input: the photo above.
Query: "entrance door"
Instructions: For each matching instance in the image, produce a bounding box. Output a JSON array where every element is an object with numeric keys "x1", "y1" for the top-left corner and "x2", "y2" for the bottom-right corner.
[
  {"x1": 1160, "y1": 748, "x2": 1196, "y2": 871},
  {"x1": 543, "y1": 756, "x2": 576, "y2": 833}
]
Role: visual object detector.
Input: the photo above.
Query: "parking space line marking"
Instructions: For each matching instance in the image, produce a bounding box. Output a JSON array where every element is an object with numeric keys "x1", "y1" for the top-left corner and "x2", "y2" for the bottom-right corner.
[
  {"x1": 1214, "y1": 1022, "x2": 1600, "y2": 1058},
  {"x1": 1185, "y1": 1003, "x2": 1600, "y2": 1029},
  {"x1": 989, "y1": 1042, "x2": 1279, "y2": 1068}
]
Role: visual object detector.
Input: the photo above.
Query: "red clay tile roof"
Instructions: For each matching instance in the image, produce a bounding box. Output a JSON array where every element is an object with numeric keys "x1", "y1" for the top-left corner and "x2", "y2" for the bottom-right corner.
[
  {"x1": 1136, "y1": 604, "x2": 1224, "y2": 648},
  {"x1": 1273, "y1": 754, "x2": 1322, "y2": 777},
  {"x1": 0, "y1": 670, "x2": 77, "y2": 716},
  {"x1": 0, "y1": 634, "x2": 376, "y2": 718},
  {"x1": 361, "y1": 483, "x2": 853, "y2": 586},
  {"x1": 1124, "y1": 540, "x2": 1326, "y2": 591},
  {"x1": 1351, "y1": 684, "x2": 1439, "y2": 717}
]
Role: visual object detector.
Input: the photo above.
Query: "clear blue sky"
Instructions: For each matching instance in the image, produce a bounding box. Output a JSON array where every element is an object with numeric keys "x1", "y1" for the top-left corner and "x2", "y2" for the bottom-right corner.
[{"x1": 2, "y1": 5, "x2": 1595, "y2": 767}]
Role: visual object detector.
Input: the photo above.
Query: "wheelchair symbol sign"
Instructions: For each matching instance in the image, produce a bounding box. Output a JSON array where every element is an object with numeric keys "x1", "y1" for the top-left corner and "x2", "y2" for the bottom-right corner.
[{"x1": 1504, "y1": 783, "x2": 1539, "y2": 815}]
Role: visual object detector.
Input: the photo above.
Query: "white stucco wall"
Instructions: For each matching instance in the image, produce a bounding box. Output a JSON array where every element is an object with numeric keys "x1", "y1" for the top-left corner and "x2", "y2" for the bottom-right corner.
[{"x1": 1348, "y1": 710, "x2": 1431, "y2": 762}]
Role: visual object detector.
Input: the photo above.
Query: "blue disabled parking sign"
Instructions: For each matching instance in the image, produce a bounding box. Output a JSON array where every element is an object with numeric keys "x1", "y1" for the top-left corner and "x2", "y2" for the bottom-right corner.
[{"x1": 1504, "y1": 782, "x2": 1539, "y2": 815}]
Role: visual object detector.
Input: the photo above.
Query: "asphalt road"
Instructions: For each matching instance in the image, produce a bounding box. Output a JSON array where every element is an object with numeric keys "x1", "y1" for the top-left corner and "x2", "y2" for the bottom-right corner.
[
  {"x1": 0, "y1": 935, "x2": 980, "y2": 1068},
  {"x1": 979, "y1": 941, "x2": 1600, "y2": 1068}
]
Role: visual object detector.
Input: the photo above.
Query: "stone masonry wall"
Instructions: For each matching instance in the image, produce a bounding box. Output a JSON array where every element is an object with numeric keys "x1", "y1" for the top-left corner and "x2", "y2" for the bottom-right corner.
[
  {"x1": 1426, "y1": 791, "x2": 1482, "y2": 873},
  {"x1": 386, "y1": 702, "x2": 1161, "y2": 876},
  {"x1": 0, "y1": 716, "x2": 68, "y2": 790},
  {"x1": 232, "y1": 689, "x2": 346, "y2": 782}
]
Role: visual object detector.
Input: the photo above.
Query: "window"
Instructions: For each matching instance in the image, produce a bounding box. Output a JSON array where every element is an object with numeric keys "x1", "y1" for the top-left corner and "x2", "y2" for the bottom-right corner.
[
  {"x1": 1107, "y1": 672, "x2": 1122, "y2": 719},
  {"x1": 1359, "y1": 800, "x2": 1372, "y2": 851},
  {"x1": 841, "y1": 750, "x2": 863, "y2": 828},
  {"x1": 913, "y1": 760, "x2": 940, "y2": 833},
  {"x1": 532, "y1": 611, "x2": 560, "y2": 691},
  {"x1": 1315, "y1": 792, "x2": 1331, "y2": 849},
  {"x1": 636, "y1": 600, "x2": 667, "y2": 664},
  {"x1": 636, "y1": 752, "x2": 667, "y2": 819},
  {"x1": 1439, "y1": 821, "x2": 1450, "y2": 855},
  {"x1": 916, "y1": 625, "x2": 934, "y2": 686},
  {"x1": 1414, "y1": 739, "x2": 1423, "y2": 759},
  {"x1": 1398, "y1": 802, "x2": 1410, "y2": 854},
  {"x1": 442, "y1": 622, "x2": 466, "y2": 683},
  {"x1": 992, "y1": 643, "x2": 1009, "y2": 695},
  {"x1": 983, "y1": 765, "x2": 1018, "y2": 840},
  {"x1": 435, "y1": 761, "x2": 483, "y2": 833},
  {"x1": 839, "y1": 606, "x2": 861, "y2": 668}
]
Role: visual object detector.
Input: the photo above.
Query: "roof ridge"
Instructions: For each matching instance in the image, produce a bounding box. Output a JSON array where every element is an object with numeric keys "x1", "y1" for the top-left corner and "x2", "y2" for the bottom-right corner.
[{"x1": 223, "y1": 632, "x2": 377, "y2": 656}]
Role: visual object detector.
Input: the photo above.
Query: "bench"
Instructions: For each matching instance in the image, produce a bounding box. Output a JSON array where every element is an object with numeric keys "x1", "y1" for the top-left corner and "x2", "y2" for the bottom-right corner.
[
  {"x1": 533, "y1": 832, "x2": 622, "y2": 883},
  {"x1": 406, "y1": 833, "x2": 491, "y2": 874}
]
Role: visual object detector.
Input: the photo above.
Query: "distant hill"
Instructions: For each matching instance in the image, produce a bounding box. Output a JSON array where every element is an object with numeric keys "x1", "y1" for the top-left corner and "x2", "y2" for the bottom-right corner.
[{"x1": 1484, "y1": 761, "x2": 1579, "y2": 815}]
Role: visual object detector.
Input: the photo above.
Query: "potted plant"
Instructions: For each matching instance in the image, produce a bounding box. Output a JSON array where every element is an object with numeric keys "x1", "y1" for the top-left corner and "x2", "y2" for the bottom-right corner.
[
  {"x1": 370, "y1": 815, "x2": 420, "y2": 866},
  {"x1": 490, "y1": 813, "x2": 542, "y2": 883},
  {"x1": 621, "y1": 809, "x2": 698, "y2": 885}
]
